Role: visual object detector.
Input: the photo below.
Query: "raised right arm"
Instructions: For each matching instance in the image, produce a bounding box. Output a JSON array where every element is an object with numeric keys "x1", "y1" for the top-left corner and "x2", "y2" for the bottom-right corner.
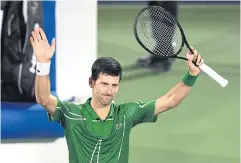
[
  {"x1": 35, "y1": 75, "x2": 57, "y2": 115},
  {"x1": 30, "y1": 27, "x2": 56, "y2": 115}
]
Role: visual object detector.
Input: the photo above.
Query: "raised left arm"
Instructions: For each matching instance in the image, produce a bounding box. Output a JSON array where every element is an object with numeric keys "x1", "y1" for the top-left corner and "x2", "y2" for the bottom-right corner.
[
  {"x1": 154, "y1": 48, "x2": 204, "y2": 116},
  {"x1": 154, "y1": 75, "x2": 194, "y2": 115}
]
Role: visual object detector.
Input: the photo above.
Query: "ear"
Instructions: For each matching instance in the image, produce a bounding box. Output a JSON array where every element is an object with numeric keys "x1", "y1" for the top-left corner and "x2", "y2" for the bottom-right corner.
[{"x1": 89, "y1": 77, "x2": 93, "y2": 88}]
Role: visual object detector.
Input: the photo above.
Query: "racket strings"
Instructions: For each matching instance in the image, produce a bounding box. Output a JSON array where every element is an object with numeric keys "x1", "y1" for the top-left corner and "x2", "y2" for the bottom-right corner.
[{"x1": 135, "y1": 7, "x2": 183, "y2": 57}]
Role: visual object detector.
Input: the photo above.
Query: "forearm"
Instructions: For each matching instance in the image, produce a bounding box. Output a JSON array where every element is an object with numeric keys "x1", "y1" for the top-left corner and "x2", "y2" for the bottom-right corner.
[
  {"x1": 155, "y1": 48, "x2": 203, "y2": 115},
  {"x1": 35, "y1": 75, "x2": 51, "y2": 104},
  {"x1": 155, "y1": 71, "x2": 198, "y2": 114},
  {"x1": 35, "y1": 61, "x2": 52, "y2": 104},
  {"x1": 166, "y1": 71, "x2": 198, "y2": 108},
  {"x1": 166, "y1": 81, "x2": 192, "y2": 108}
]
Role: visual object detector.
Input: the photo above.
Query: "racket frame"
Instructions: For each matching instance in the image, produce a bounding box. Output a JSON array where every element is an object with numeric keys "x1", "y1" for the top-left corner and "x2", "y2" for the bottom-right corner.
[
  {"x1": 133, "y1": 6, "x2": 228, "y2": 87},
  {"x1": 133, "y1": 6, "x2": 193, "y2": 61}
]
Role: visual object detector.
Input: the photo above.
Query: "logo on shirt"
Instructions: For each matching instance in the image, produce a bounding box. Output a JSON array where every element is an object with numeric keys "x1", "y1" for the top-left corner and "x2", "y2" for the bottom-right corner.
[{"x1": 115, "y1": 123, "x2": 122, "y2": 130}]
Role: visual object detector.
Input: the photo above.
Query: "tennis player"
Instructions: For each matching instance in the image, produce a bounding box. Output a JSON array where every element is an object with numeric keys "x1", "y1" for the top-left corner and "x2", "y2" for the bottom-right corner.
[{"x1": 30, "y1": 27, "x2": 203, "y2": 163}]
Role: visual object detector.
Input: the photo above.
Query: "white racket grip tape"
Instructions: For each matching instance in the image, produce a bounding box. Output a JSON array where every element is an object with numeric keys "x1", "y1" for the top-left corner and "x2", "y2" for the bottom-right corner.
[{"x1": 199, "y1": 63, "x2": 228, "y2": 87}]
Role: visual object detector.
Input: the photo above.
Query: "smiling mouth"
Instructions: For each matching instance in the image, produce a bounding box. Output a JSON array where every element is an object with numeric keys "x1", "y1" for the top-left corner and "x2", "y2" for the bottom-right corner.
[{"x1": 103, "y1": 95, "x2": 112, "y2": 98}]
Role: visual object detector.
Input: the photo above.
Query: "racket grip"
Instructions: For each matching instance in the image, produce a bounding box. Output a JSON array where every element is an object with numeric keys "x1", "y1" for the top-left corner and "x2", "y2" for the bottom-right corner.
[{"x1": 199, "y1": 63, "x2": 228, "y2": 87}]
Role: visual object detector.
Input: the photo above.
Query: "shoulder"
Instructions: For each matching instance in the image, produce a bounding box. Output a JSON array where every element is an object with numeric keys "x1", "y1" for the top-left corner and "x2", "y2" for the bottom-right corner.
[
  {"x1": 112, "y1": 101, "x2": 143, "y2": 114},
  {"x1": 112, "y1": 101, "x2": 135, "y2": 110},
  {"x1": 56, "y1": 98, "x2": 85, "y2": 114},
  {"x1": 117, "y1": 100, "x2": 156, "y2": 108}
]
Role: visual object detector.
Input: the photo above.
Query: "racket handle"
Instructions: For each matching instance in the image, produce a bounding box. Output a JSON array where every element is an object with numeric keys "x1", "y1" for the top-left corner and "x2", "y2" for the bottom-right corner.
[{"x1": 199, "y1": 63, "x2": 228, "y2": 87}]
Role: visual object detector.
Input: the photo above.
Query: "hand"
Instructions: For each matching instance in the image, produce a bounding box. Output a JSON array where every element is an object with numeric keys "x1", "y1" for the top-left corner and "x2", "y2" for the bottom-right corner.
[
  {"x1": 186, "y1": 47, "x2": 204, "y2": 76},
  {"x1": 30, "y1": 27, "x2": 55, "y2": 63}
]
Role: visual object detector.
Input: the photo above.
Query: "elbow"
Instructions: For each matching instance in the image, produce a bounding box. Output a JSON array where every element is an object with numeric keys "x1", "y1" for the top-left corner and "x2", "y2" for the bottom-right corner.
[
  {"x1": 155, "y1": 95, "x2": 183, "y2": 114},
  {"x1": 156, "y1": 95, "x2": 184, "y2": 113}
]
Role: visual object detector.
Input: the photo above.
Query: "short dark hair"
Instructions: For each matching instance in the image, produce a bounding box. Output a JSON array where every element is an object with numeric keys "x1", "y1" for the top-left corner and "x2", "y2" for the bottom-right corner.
[{"x1": 91, "y1": 57, "x2": 122, "y2": 81}]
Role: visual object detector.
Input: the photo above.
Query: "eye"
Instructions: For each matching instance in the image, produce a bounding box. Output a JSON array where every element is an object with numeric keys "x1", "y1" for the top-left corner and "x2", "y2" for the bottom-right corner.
[
  {"x1": 102, "y1": 83, "x2": 108, "y2": 86},
  {"x1": 112, "y1": 84, "x2": 118, "y2": 88}
]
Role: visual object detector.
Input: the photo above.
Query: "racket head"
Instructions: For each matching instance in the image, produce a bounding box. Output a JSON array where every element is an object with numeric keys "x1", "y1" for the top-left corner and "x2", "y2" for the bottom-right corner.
[{"x1": 133, "y1": 6, "x2": 186, "y2": 59}]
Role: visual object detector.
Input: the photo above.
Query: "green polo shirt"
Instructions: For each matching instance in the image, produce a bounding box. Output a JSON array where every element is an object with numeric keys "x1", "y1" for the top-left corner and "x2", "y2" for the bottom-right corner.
[{"x1": 48, "y1": 98, "x2": 158, "y2": 163}]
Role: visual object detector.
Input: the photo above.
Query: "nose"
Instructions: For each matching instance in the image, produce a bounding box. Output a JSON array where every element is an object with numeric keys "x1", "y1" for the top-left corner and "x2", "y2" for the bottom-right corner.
[{"x1": 106, "y1": 86, "x2": 112, "y2": 95}]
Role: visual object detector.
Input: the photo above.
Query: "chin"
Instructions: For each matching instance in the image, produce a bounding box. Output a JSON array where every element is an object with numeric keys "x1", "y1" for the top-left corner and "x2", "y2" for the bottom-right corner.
[
  {"x1": 103, "y1": 101, "x2": 111, "y2": 106},
  {"x1": 101, "y1": 99, "x2": 112, "y2": 106}
]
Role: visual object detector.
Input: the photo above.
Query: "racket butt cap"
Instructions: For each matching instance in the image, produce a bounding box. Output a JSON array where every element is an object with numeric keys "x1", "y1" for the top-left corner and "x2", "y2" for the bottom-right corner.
[{"x1": 220, "y1": 79, "x2": 228, "y2": 88}]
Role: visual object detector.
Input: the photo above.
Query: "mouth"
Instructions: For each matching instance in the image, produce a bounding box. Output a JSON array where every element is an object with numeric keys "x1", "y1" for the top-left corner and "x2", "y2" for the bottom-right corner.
[
  {"x1": 102, "y1": 94, "x2": 113, "y2": 99},
  {"x1": 103, "y1": 95, "x2": 112, "y2": 98}
]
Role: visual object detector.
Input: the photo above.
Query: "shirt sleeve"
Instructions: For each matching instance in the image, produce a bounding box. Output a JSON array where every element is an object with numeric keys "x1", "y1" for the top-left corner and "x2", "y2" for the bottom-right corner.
[
  {"x1": 124, "y1": 100, "x2": 158, "y2": 127},
  {"x1": 47, "y1": 98, "x2": 84, "y2": 128}
]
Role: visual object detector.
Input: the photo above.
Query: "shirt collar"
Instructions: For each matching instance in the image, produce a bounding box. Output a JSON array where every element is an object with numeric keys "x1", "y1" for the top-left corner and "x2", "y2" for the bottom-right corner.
[{"x1": 84, "y1": 97, "x2": 114, "y2": 120}]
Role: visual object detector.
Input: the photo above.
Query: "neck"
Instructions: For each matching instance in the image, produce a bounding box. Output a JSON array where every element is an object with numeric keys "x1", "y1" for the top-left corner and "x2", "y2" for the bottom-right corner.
[
  {"x1": 90, "y1": 96, "x2": 110, "y2": 111},
  {"x1": 90, "y1": 96, "x2": 112, "y2": 121}
]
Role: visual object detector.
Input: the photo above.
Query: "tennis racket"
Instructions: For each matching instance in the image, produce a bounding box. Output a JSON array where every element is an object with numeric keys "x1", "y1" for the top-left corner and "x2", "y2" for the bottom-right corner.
[{"x1": 133, "y1": 6, "x2": 228, "y2": 87}]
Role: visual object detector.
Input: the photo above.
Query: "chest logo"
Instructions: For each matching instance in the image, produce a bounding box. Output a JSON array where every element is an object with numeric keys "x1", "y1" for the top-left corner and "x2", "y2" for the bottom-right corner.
[{"x1": 115, "y1": 123, "x2": 122, "y2": 130}]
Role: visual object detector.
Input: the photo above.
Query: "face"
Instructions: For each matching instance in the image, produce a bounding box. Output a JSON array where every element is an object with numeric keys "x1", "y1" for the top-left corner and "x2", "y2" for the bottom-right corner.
[{"x1": 91, "y1": 73, "x2": 120, "y2": 106}]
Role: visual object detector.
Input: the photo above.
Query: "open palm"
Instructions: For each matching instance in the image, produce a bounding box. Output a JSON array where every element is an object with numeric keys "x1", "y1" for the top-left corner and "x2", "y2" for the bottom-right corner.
[{"x1": 30, "y1": 28, "x2": 55, "y2": 63}]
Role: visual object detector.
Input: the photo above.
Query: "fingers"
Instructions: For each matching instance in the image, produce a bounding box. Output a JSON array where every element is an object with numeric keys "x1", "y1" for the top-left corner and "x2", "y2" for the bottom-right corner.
[
  {"x1": 31, "y1": 30, "x2": 38, "y2": 42},
  {"x1": 186, "y1": 47, "x2": 204, "y2": 66},
  {"x1": 189, "y1": 46, "x2": 195, "y2": 55},
  {"x1": 30, "y1": 36, "x2": 35, "y2": 48},
  {"x1": 186, "y1": 47, "x2": 195, "y2": 65},
  {"x1": 192, "y1": 52, "x2": 198, "y2": 65},
  {"x1": 30, "y1": 26, "x2": 48, "y2": 47},
  {"x1": 50, "y1": 38, "x2": 56, "y2": 52},
  {"x1": 199, "y1": 58, "x2": 204, "y2": 66},
  {"x1": 34, "y1": 28, "x2": 41, "y2": 41},
  {"x1": 31, "y1": 27, "x2": 46, "y2": 42},
  {"x1": 191, "y1": 49, "x2": 203, "y2": 66},
  {"x1": 186, "y1": 46, "x2": 195, "y2": 60},
  {"x1": 30, "y1": 26, "x2": 55, "y2": 53},
  {"x1": 39, "y1": 28, "x2": 47, "y2": 40},
  {"x1": 195, "y1": 54, "x2": 202, "y2": 66},
  {"x1": 192, "y1": 48, "x2": 203, "y2": 66}
]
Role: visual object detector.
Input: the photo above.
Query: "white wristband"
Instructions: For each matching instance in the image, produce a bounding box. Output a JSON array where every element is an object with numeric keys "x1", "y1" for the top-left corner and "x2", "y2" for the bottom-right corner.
[{"x1": 36, "y1": 61, "x2": 51, "y2": 76}]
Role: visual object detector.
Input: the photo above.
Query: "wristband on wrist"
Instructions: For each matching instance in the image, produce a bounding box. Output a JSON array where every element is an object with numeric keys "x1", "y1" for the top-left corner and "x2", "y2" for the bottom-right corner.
[
  {"x1": 36, "y1": 61, "x2": 51, "y2": 76},
  {"x1": 182, "y1": 71, "x2": 199, "y2": 87}
]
